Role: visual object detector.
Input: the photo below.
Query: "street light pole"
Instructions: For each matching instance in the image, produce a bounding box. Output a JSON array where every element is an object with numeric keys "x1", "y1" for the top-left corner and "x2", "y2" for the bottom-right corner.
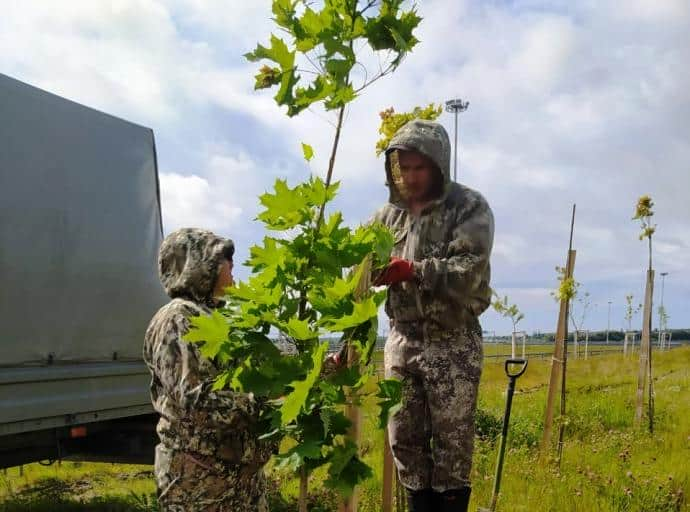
[
  {"x1": 445, "y1": 98, "x2": 469, "y2": 182},
  {"x1": 606, "y1": 300, "x2": 612, "y2": 344}
]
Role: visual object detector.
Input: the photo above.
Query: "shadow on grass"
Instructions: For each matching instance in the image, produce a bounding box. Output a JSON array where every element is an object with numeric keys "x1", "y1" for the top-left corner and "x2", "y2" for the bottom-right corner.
[{"x1": 0, "y1": 477, "x2": 158, "y2": 512}]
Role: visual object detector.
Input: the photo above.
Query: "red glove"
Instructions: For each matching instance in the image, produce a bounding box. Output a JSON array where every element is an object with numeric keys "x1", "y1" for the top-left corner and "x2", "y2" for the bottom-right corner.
[{"x1": 375, "y1": 257, "x2": 415, "y2": 286}]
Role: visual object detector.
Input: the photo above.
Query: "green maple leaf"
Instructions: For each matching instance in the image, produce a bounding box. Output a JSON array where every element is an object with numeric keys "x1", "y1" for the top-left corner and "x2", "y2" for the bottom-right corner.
[
  {"x1": 301, "y1": 142, "x2": 314, "y2": 162},
  {"x1": 280, "y1": 342, "x2": 328, "y2": 426},
  {"x1": 324, "y1": 440, "x2": 373, "y2": 497},
  {"x1": 370, "y1": 223, "x2": 395, "y2": 264},
  {"x1": 325, "y1": 58, "x2": 354, "y2": 82},
  {"x1": 321, "y1": 296, "x2": 379, "y2": 332},
  {"x1": 376, "y1": 378, "x2": 403, "y2": 428},
  {"x1": 275, "y1": 439, "x2": 324, "y2": 472},
  {"x1": 271, "y1": 0, "x2": 296, "y2": 30},
  {"x1": 244, "y1": 34, "x2": 294, "y2": 69},
  {"x1": 230, "y1": 278, "x2": 282, "y2": 307},
  {"x1": 183, "y1": 310, "x2": 229, "y2": 359},
  {"x1": 303, "y1": 176, "x2": 339, "y2": 207},
  {"x1": 212, "y1": 370, "x2": 232, "y2": 391},
  {"x1": 319, "y1": 212, "x2": 346, "y2": 238},
  {"x1": 308, "y1": 263, "x2": 367, "y2": 316},
  {"x1": 325, "y1": 84, "x2": 357, "y2": 109},
  {"x1": 247, "y1": 237, "x2": 288, "y2": 271},
  {"x1": 253, "y1": 65, "x2": 282, "y2": 90},
  {"x1": 291, "y1": 76, "x2": 335, "y2": 114},
  {"x1": 244, "y1": 34, "x2": 298, "y2": 108},
  {"x1": 282, "y1": 317, "x2": 320, "y2": 341},
  {"x1": 257, "y1": 179, "x2": 312, "y2": 229}
]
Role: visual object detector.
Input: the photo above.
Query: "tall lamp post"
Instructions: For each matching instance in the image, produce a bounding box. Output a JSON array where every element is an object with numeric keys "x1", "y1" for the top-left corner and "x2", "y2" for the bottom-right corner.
[
  {"x1": 607, "y1": 300, "x2": 612, "y2": 344},
  {"x1": 445, "y1": 98, "x2": 469, "y2": 182}
]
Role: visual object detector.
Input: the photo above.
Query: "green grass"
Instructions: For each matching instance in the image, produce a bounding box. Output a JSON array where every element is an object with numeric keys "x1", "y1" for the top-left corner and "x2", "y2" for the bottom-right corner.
[
  {"x1": 0, "y1": 463, "x2": 157, "y2": 511},
  {"x1": 2, "y1": 346, "x2": 688, "y2": 511}
]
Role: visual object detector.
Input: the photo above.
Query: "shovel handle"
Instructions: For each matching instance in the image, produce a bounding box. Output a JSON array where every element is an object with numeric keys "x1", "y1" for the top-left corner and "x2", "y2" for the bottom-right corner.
[{"x1": 505, "y1": 358, "x2": 528, "y2": 379}]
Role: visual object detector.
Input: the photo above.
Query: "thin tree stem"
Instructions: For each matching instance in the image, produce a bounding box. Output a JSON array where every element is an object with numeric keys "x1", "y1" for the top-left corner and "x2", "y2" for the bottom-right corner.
[
  {"x1": 315, "y1": 104, "x2": 346, "y2": 231},
  {"x1": 299, "y1": 467, "x2": 308, "y2": 512}
]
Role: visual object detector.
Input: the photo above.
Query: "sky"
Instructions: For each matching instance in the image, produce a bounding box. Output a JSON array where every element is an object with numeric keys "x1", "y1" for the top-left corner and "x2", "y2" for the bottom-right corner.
[{"x1": 2, "y1": 0, "x2": 688, "y2": 336}]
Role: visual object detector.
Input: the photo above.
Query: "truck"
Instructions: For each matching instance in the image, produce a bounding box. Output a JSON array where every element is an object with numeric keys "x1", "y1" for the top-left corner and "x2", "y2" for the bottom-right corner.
[{"x1": 0, "y1": 73, "x2": 167, "y2": 468}]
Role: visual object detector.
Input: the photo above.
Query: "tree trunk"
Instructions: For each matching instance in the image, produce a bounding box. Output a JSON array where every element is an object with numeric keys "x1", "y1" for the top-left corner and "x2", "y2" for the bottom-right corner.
[
  {"x1": 573, "y1": 329, "x2": 579, "y2": 360},
  {"x1": 299, "y1": 468, "x2": 308, "y2": 512},
  {"x1": 634, "y1": 269, "x2": 654, "y2": 430}
]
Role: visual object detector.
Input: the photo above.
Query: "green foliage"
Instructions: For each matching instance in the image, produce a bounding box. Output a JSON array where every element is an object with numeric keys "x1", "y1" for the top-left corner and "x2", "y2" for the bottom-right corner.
[
  {"x1": 245, "y1": 0, "x2": 422, "y2": 117},
  {"x1": 551, "y1": 265, "x2": 579, "y2": 304},
  {"x1": 491, "y1": 291, "x2": 524, "y2": 331},
  {"x1": 183, "y1": 309, "x2": 230, "y2": 359},
  {"x1": 225, "y1": 0, "x2": 421, "y2": 501},
  {"x1": 375, "y1": 378, "x2": 403, "y2": 428},
  {"x1": 624, "y1": 294, "x2": 643, "y2": 332},
  {"x1": 633, "y1": 194, "x2": 657, "y2": 270},
  {"x1": 183, "y1": 177, "x2": 397, "y2": 497},
  {"x1": 301, "y1": 142, "x2": 314, "y2": 162},
  {"x1": 375, "y1": 103, "x2": 443, "y2": 155},
  {"x1": 280, "y1": 342, "x2": 329, "y2": 425},
  {"x1": 633, "y1": 194, "x2": 656, "y2": 240}
]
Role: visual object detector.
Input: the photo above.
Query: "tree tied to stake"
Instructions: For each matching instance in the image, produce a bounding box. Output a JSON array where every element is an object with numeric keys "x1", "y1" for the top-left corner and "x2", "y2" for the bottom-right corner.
[
  {"x1": 183, "y1": 0, "x2": 423, "y2": 501},
  {"x1": 633, "y1": 194, "x2": 656, "y2": 271}
]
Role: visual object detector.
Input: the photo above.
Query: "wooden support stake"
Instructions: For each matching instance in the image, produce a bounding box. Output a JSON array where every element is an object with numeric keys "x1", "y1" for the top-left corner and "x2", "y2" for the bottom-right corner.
[
  {"x1": 634, "y1": 268, "x2": 654, "y2": 429},
  {"x1": 339, "y1": 344, "x2": 361, "y2": 512},
  {"x1": 542, "y1": 249, "x2": 576, "y2": 451},
  {"x1": 382, "y1": 429, "x2": 394, "y2": 512}
]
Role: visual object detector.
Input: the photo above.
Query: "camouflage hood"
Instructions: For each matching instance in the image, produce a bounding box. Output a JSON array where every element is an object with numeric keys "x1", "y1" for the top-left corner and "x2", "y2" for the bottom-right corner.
[
  {"x1": 158, "y1": 228, "x2": 234, "y2": 303},
  {"x1": 385, "y1": 119, "x2": 452, "y2": 208}
]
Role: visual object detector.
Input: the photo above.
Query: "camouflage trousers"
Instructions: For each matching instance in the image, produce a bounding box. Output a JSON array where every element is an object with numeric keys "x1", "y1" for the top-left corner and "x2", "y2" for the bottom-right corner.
[
  {"x1": 154, "y1": 444, "x2": 269, "y2": 512},
  {"x1": 384, "y1": 322, "x2": 483, "y2": 492}
]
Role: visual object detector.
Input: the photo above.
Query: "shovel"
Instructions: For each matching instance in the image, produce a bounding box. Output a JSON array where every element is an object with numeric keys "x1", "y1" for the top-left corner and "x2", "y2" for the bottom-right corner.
[{"x1": 479, "y1": 358, "x2": 528, "y2": 512}]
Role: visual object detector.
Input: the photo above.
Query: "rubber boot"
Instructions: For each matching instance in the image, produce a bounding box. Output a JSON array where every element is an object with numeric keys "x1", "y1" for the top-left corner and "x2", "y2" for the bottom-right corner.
[
  {"x1": 437, "y1": 487, "x2": 471, "y2": 512},
  {"x1": 406, "y1": 488, "x2": 435, "y2": 512}
]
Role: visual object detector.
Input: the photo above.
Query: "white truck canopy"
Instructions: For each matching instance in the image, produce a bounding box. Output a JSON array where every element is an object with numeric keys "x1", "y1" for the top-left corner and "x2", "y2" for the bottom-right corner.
[{"x1": 0, "y1": 73, "x2": 167, "y2": 366}]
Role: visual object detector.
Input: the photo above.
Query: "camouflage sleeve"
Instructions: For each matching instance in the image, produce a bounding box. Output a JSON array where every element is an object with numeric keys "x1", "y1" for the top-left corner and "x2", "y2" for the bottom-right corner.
[
  {"x1": 414, "y1": 197, "x2": 494, "y2": 305},
  {"x1": 154, "y1": 309, "x2": 258, "y2": 429}
]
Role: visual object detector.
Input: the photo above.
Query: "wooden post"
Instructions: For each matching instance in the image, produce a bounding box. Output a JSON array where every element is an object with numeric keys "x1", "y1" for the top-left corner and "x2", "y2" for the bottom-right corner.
[
  {"x1": 623, "y1": 333, "x2": 627, "y2": 356},
  {"x1": 634, "y1": 269, "x2": 654, "y2": 428},
  {"x1": 511, "y1": 331, "x2": 516, "y2": 359},
  {"x1": 624, "y1": 332, "x2": 636, "y2": 357},
  {"x1": 382, "y1": 430, "x2": 394, "y2": 512},
  {"x1": 339, "y1": 345, "x2": 361, "y2": 512},
  {"x1": 396, "y1": 477, "x2": 406, "y2": 512},
  {"x1": 542, "y1": 249, "x2": 576, "y2": 450}
]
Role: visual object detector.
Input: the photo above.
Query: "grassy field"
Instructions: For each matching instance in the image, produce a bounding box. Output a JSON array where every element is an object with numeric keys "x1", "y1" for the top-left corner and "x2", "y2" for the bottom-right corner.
[{"x1": 2, "y1": 345, "x2": 688, "y2": 511}]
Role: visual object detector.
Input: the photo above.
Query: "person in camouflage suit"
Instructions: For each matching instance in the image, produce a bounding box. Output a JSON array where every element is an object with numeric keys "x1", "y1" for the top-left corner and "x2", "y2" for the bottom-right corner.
[
  {"x1": 373, "y1": 120, "x2": 494, "y2": 512},
  {"x1": 144, "y1": 228, "x2": 274, "y2": 512}
]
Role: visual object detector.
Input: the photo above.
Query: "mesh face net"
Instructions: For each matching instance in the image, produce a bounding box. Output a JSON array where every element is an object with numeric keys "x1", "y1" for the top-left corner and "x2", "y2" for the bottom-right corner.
[{"x1": 388, "y1": 149, "x2": 410, "y2": 202}]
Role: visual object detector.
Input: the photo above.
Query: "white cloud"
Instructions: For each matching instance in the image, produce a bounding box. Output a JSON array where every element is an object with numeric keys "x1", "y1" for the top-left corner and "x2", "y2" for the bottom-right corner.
[
  {"x1": 159, "y1": 172, "x2": 241, "y2": 232},
  {"x1": 2, "y1": 0, "x2": 689, "y2": 332},
  {"x1": 159, "y1": 150, "x2": 265, "y2": 235}
]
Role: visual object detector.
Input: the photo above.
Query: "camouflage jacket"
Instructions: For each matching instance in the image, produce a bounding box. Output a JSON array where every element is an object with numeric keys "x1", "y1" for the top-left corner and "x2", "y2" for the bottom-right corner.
[
  {"x1": 143, "y1": 228, "x2": 272, "y2": 471},
  {"x1": 373, "y1": 120, "x2": 494, "y2": 334}
]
